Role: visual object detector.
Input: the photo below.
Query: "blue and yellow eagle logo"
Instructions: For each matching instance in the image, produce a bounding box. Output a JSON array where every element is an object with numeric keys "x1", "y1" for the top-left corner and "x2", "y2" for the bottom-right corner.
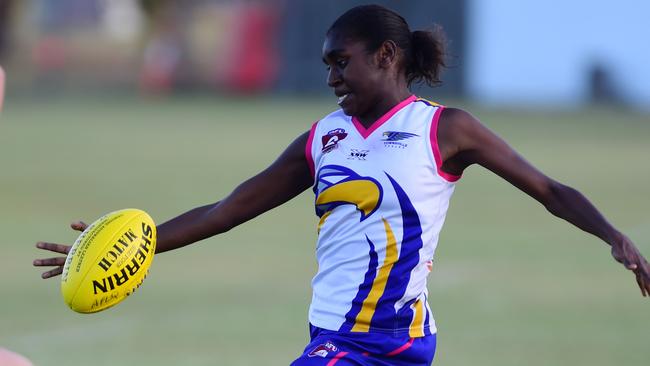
[{"x1": 314, "y1": 165, "x2": 382, "y2": 221}]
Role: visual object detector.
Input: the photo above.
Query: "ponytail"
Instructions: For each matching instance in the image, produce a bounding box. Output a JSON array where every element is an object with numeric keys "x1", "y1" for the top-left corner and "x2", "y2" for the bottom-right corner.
[{"x1": 407, "y1": 26, "x2": 447, "y2": 87}]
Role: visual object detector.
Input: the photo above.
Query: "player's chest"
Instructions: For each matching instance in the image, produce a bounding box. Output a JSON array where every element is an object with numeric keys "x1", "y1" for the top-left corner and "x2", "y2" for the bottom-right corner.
[{"x1": 316, "y1": 125, "x2": 426, "y2": 168}]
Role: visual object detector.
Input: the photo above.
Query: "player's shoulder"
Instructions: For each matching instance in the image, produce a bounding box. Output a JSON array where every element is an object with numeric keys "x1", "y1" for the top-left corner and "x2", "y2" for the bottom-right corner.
[
  {"x1": 440, "y1": 107, "x2": 480, "y2": 129},
  {"x1": 407, "y1": 96, "x2": 449, "y2": 117},
  {"x1": 437, "y1": 106, "x2": 489, "y2": 149}
]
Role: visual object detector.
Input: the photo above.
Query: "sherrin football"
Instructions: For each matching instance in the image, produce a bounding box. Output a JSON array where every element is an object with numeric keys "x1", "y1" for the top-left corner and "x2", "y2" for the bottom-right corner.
[{"x1": 61, "y1": 209, "x2": 156, "y2": 313}]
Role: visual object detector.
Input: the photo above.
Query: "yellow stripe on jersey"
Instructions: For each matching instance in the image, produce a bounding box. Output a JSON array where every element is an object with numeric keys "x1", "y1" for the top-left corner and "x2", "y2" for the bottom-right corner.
[
  {"x1": 409, "y1": 299, "x2": 425, "y2": 337},
  {"x1": 315, "y1": 179, "x2": 381, "y2": 219},
  {"x1": 317, "y1": 211, "x2": 332, "y2": 235},
  {"x1": 352, "y1": 218, "x2": 398, "y2": 332},
  {"x1": 416, "y1": 97, "x2": 440, "y2": 107}
]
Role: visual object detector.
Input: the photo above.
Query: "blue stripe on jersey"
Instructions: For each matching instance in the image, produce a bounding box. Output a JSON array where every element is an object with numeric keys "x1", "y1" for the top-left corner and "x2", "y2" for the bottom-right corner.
[
  {"x1": 370, "y1": 173, "x2": 424, "y2": 332},
  {"x1": 396, "y1": 297, "x2": 418, "y2": 331},
  {"x1": 339, "y1": 236, "x2": 379, "y2": 332}
]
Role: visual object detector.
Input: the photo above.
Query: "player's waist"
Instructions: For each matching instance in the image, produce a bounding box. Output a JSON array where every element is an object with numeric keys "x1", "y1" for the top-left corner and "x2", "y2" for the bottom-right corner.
[{"x1": 308, "y1": 291, "x2": 437, "y2": 337}]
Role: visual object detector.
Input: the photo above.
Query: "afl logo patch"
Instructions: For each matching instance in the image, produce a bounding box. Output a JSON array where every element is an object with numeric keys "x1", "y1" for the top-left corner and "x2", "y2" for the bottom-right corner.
[
  {"x1": 322, "y1": 128, "x2": 348, "y2": 153},
  {"x1": 308, "y1": 341, "x2": 338, "y2": 358}
]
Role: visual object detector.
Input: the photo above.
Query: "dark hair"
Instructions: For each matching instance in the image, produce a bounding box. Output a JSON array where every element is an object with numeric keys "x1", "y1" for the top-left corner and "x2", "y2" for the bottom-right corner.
[{"x1": 327, "y1": 5, "x2": 447, "y2": 87}]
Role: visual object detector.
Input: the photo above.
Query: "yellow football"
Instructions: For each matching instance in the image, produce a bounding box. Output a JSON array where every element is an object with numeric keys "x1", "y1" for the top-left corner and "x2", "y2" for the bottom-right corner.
[{"x1": 61, "y1": 208, "x2": 156, "y2": 313}]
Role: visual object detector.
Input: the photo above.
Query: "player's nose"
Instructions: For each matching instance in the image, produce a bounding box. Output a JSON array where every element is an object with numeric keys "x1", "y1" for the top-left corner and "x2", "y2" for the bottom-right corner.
[{"x1": 327, "y1": 68, "x2": 342, "y2": 88}]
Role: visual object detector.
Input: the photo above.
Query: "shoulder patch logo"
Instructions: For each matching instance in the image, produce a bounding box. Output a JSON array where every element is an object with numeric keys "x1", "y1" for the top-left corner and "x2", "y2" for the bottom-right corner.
[
  {"x1": 308, "y1": 341, "x2": 338, "y2": 358},
  {"x1": 382, "y1": 131, "x2": 418, "y2": 149},
  {"x1": 322, "y1": 128, "x2": 348, "y2": 153}
]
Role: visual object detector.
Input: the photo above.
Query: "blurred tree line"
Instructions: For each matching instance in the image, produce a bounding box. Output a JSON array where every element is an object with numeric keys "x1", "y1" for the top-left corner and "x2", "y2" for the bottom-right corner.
[{"x1": 0, "y1": 0, "x2": 465, "y2": 97}]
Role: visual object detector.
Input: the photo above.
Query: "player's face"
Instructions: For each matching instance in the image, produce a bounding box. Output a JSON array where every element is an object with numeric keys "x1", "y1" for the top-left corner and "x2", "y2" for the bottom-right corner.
[{"x1": 322, "y1": 33, "x2": 385, "y2": 119}]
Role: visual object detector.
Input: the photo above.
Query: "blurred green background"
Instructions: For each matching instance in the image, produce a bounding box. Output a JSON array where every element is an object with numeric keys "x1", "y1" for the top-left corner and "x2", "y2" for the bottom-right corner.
[
  {"x1": 1, "y1": 0, "x2": 649, "y2": 364},
  {"x1": 1, "y1": 97, "x2": 648, "y2": 365}
]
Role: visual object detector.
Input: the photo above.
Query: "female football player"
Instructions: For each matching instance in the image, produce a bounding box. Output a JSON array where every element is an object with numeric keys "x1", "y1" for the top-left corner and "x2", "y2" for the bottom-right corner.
[{"x1": 35, "y1": 5, "x2": 649, "y2": 365}]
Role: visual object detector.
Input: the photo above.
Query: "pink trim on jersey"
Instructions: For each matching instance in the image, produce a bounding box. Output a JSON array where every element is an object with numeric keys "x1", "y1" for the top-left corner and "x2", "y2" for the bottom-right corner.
[
  {"x1": 430, "y1": 107, "x2": 461, "y2": 183},
  {"x1": 326, "y1": 352, "x2": 349, "y2": 366},
  {"x1": 305, "y1": 121, "x2": 318, "y2": 178},
  {"x1": 386, "y1": 338, "x2": 415, "y2": 356},
  {"x1": 351, "y1": 95, "x2": 417, "y2": 139}
]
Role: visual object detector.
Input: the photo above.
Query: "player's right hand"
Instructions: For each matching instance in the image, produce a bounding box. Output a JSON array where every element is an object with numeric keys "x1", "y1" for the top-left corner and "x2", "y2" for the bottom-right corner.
[
  {"x1": 33, "y1": 221, "x2": 88, "y2": 279},
  {"x1": 610, "y1": 234, "x2": 650, "y2": 297}
]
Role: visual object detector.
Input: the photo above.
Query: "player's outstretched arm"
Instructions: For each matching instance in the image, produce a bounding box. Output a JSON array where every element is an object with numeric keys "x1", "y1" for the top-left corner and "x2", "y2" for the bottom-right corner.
[
  {"x1": 34, "y1": 131, "x2": 313, "y2": 277},
  {"x1": 437, "y1": 108, "x2": 650, "y2": 297}
]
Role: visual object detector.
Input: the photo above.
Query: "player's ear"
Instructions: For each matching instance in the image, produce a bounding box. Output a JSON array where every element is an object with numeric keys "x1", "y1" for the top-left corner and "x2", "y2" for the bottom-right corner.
[{"x1": 377, "y1": 40, "x2": 398, "y2": 68}]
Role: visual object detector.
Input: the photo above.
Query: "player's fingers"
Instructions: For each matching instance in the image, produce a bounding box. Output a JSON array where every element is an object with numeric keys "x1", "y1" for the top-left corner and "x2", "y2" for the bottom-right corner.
[
  {"x1": 636, "y1": 271, "x2": 649, "y2": 297},
  {"x1": 636, "y1": 274, "x2": 647, "y2": 297},
  {"x1": 33, "y1": 257, "x2": 66, "y2": 267},
  {"x1": 71, "y1": 221, "x2": 88, "y2": 231},
  {"x1": 41, "y1": 267, "x2": 63, "y2": 279},
  {"x1": 35, "y1": 241, "x2": 71, "y2": 254},
  {"x1": 641, "y1": 260, "x2": 650, "y2": 277},
  {"x1": 635, "y1": 263, "x2": 648, "y2": 297}
]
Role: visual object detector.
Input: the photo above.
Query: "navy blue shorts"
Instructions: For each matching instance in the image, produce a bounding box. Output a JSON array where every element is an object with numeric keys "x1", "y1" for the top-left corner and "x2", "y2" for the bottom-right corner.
[{"x1": 290, "y1": 325, "x2": 436, "y2": 365}]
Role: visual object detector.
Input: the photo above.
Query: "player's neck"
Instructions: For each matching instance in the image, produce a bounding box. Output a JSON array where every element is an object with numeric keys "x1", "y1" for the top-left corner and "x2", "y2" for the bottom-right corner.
[{"x1": 356, "y1": 89, "x2": 412, "y2": 127}]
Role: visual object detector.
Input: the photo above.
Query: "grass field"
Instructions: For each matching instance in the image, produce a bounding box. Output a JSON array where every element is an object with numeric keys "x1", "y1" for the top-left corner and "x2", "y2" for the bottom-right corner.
[{"x1": 0, "y1": 96, "x2": 648, "y2": 365}]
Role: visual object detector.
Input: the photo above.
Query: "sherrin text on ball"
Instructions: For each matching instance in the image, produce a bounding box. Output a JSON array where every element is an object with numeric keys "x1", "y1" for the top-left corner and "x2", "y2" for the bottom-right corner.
[{"x1": 61, "y1": 209, "x2": 156, "y2": 313}]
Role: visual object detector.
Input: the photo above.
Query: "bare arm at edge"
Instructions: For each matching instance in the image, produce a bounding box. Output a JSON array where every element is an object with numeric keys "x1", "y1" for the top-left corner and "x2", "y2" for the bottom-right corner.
[
  {"x1": 437, "y1": 107, "x2": 650, "y2": 297},
  {"x1": 34, "y1": 131, "x2": 313, "y2": 277}
]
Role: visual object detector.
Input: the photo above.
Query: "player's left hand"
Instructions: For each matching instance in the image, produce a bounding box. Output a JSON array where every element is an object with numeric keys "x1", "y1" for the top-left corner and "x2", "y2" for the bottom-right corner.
[
  {"x1": 610, "y1": 234, "x2": 650, "y2": 297},
  {"x1": 33, "y1": 220, "x2": 88, "y2": 279}
]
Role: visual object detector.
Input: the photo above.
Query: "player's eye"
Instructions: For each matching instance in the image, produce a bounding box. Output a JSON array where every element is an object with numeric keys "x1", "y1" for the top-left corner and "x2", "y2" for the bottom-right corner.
[{"x1": 324, "y1": 58, "x2": 347, "y2": 72}]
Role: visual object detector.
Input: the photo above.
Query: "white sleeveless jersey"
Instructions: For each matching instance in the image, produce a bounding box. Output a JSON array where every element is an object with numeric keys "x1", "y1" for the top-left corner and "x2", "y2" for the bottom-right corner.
[{"x1": 304, "y1": 95, "x2": 460, "y2": 337}]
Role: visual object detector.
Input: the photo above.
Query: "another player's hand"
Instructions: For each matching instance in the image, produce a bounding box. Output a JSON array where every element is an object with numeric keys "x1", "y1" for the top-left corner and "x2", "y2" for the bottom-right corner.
[
  {"x1": 610, "y1": 234, "x2": 650, "y2": 297},
  {"x1": 33, "y1": 221, "x2": 88, "y2": 279}
]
